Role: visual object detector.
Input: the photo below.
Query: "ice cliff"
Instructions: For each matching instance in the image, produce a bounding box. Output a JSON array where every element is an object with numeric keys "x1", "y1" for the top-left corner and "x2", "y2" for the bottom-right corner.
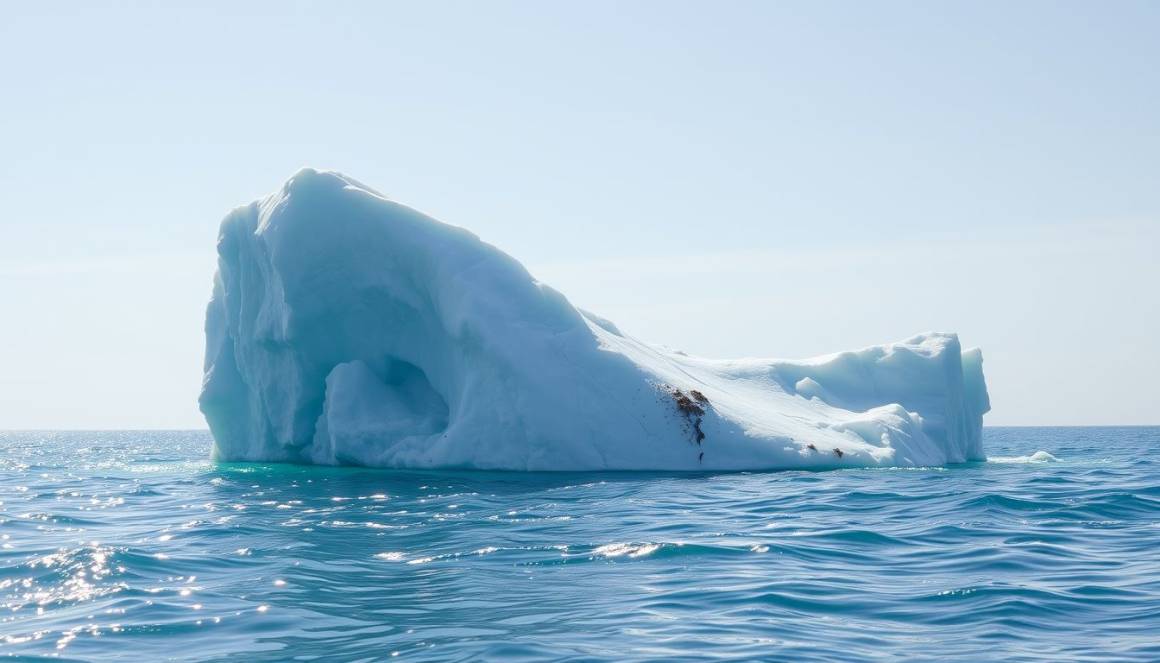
[{"x1": 200, "y1": 169, "x2": 990, "y2": 470}]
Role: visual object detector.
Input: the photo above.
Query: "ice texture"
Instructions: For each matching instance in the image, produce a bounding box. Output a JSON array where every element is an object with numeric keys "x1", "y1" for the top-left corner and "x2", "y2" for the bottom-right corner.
[{"x1": 200, "y1": 169, "x2": 990, "y2": 470}]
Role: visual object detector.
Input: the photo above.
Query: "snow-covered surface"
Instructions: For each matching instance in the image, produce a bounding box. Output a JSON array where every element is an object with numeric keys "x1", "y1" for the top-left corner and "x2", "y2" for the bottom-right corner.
[{"x1": 200, "y1": 169, "x2": 990, "y2": 470}]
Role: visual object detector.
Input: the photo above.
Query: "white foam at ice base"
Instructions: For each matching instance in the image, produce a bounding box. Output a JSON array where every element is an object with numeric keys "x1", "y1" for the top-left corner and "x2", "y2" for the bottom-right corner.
[
  {"x1": 988, "y1": 451, "x2": 1059, "y2": 464},
  {"x1": 200, "y1": 169, "x2": 991, "y2": 471}
]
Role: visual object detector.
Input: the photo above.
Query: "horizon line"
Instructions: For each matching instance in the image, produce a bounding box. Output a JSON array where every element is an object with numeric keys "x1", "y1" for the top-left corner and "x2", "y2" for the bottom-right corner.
[{"x1": 3, "y1": 424, "x2": 1159, "y2": 432}]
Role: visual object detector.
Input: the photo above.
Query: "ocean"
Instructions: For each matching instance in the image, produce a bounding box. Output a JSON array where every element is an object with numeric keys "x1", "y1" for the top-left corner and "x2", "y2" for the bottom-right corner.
[{"x1": 1, "y1": 427, "x2": 1157, "y2": 662}]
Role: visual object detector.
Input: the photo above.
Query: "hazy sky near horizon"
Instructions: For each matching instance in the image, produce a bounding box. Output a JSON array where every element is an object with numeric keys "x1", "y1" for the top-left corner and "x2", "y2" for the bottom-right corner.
[{"x1": 1, "y1": 1, "x2": 1157, "y2": 428}]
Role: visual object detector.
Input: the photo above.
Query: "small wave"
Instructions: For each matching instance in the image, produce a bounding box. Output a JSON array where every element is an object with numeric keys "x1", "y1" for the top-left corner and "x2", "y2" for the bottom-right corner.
[
  {"x1": 988, "y1": 451, "x2": 1058, "y2": 464},
  {"x1": 592, "y1": 542, "x2": 661, "y2": 559},
  {"x1": 554, "y1": 542, "x2": 758, "y2": 564}
]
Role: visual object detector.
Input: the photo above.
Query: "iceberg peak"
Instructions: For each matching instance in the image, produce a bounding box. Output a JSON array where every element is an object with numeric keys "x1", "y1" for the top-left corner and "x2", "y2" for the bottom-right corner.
[{"x1": 200, "y1": 170, "x2": 990, "y2": 470}]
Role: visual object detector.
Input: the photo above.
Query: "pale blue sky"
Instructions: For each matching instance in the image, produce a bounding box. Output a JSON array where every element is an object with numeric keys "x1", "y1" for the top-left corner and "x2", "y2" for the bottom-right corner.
[{"x1": 1, "y1": 1, "x2": 1156, "y2": 428}]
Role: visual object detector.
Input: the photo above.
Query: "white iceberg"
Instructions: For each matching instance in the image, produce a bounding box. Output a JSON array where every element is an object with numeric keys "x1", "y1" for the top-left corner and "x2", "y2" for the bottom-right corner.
[{"x1": 200, "y1": 169, "x2": 990, "y2": 470}]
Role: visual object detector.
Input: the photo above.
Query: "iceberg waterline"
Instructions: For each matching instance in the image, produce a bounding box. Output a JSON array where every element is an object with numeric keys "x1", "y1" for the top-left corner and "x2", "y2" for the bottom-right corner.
[{"x1": 200, "y1": 169, "x2": 990, "y2": 470}]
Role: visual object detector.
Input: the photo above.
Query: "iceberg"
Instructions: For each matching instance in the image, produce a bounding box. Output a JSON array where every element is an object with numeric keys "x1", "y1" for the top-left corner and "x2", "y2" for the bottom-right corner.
[{"x1": 200, "y1": 169, "x2": 990, "y2": 470}]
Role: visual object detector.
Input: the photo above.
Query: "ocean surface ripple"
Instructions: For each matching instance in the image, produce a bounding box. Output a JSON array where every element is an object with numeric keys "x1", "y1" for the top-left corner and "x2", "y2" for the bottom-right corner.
[{"x1": 1, "y1": 428, "x2": 1158, "y2": 661}]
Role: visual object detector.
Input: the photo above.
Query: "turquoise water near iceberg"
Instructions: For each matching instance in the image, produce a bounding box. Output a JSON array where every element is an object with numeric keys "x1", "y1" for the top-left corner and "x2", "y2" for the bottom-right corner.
[{"x1": 1, "y1": 427, "x2": 1158, "y2": 661}]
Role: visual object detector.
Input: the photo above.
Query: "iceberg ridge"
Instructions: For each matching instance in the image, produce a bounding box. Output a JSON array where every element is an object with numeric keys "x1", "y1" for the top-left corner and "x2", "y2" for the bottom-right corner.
[{"x1": 200, "y1": 169, "x2": 990, "y2": 470}]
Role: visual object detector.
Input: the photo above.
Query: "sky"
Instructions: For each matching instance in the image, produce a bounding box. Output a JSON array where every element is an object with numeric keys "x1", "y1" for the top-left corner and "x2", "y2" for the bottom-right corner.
[{"x1": 0, "y1": 1, "x2": 1156, "y2": 428}]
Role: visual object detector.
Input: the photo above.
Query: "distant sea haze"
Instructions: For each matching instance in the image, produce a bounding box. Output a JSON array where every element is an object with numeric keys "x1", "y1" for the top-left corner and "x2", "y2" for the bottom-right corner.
[{"x1": 1, "y1": 427, "x2": 1157, "y2": 661}]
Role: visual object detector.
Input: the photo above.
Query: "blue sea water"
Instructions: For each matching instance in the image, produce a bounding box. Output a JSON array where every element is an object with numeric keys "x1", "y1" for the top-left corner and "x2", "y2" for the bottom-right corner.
[{"x1": 1, "y1": 428, "x2": 1158, "y2": 662}]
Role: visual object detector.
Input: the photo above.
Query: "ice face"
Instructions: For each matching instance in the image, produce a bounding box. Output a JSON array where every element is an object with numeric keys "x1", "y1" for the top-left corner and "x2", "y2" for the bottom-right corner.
[{"x1": 200, "y1": 169, "x2": 990, "y2": 470}]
